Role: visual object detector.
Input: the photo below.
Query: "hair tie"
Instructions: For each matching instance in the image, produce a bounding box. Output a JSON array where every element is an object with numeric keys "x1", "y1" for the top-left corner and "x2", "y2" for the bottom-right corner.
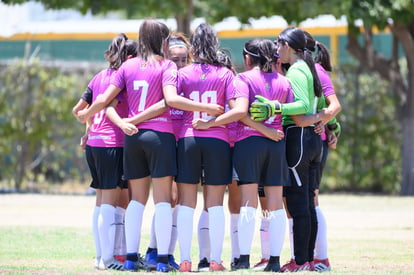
[{"x1": 243, "y1": 47, "x2": 260, "y2": 58}]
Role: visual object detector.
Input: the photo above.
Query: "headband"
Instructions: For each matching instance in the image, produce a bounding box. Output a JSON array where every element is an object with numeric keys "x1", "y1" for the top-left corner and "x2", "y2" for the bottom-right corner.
[
  {"x1": 243, "y1": 47, "x2": 260, "y2": 58},
  {"x1": 169, "y1": 39, "x2": 188, "y2": 49}
]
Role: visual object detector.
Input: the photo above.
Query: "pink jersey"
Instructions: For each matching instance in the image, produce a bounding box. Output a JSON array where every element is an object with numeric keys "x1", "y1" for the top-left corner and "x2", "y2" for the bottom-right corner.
[
  {"x1": 177, "y1": 63, "x2": 234, "y2": 143},
  {"x1": 86, "y1": 68, "x2": 128, "y2": 147},
  {"x1": 170, "y1": 91, "x2": 185, "y2": 140},
  {"x1": 233, "y1": 68, "x2": 293, "y2": 142},
  {"x1": 111, "y1": 57, "x2": 178, "y2": 134},
  {"x1": 316, "y1": 63, "x2": 335, "y2": 97},
  {"x1": 316, "y1": 63, "x2": 336, "y2": 141},
  {"x1": 225, "y1": 102, "x2": 238, "y2": 147}
]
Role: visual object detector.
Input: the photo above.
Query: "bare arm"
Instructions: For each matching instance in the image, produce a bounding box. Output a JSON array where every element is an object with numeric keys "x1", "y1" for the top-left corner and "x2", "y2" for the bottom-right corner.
[
  {"x1": 72, "y1": 99, "x2": 89, "y2": 119},
  {"x1": 291, "y1": 113, "x2": 322, "y2": 127},
  {"x1": 76, "y1": 84, "x2": 122, "y2": 123},
  {"x1": 105, "y1": 99, "x2": 138, "y2": 136},
  {"x1": 80, "y1": 119, "x2": 92, "y2": 150},
  {"x1": 323, "y1": 93, "x2": 341, "y2": 121},
  {"x1": 192, "y1": 97, "x2": 248, "y2": 129},
  {"x1": 240, "y1": 115, "x2": 284, "y2": 142},
  {"x1": 124, "y1": 99, "x2": 168, "y2": 125},
  {"x1": 163, "y1": 85, "x2": 224, "y2": 116}
]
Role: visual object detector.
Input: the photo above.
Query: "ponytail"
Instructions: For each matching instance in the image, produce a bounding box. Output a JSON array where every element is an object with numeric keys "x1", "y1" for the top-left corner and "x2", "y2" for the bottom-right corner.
[
  {"x1": 303, "y1": 49, "x2": 322, "y2": 97},
  {"x1": 105, "y1": 33, "x2": 129, "y2": 70},
  {"x1": 304, "y1": 30, "x2": 332, "y2": 72},
  {"x1": 243, "y1": 39, "x2": 278, "y2": 73},
  {"x1": 314, "y1": 42, "x2": 332, "y2": 72}
]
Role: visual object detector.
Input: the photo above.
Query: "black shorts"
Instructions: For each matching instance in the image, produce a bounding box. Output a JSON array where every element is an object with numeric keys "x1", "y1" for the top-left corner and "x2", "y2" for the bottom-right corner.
[
  {"x1": 233, "y1": 136, "x2": 290, "y2": 187},
  {"x1": 123, "y1": 129, "x2": 177, "y2": 180},
  {"x1": 85, "y1": 145, "x2": 127, "y2": 189},
  {"x1": 283, "y1": 125, "x2": 322, "y2": 191},
  {"x1": 315, "y1": 140, "x2": 329, "y2": 189},
  {"x1": 176, "y1": 137, "x2": 231, "y2": 185}
]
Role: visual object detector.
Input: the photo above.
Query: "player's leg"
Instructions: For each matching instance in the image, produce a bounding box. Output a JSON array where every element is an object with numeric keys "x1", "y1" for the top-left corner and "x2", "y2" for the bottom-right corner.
[{"x1": 227, "y1": 178, "x2": 241, "y2": 270}]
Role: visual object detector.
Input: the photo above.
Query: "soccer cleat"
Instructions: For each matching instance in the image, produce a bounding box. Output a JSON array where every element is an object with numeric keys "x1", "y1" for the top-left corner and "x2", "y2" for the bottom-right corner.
[
  {"x1": 145, "y1": 249, "x2": 158, "y2": 270},
  {"x1": 313, "y1": 258, "x2": 331, "y2": 272},
  {"x1": 230, "y1": 258, "x2": 239, "y2": 271},
  {"x1": 106, "y1": 259, "x2": 124, "y2": 270},
  {"x1": 98, "y1": 258, "x2": 124, "y2": 270},
  {"x1": 264, "y1": 262, "x2": 280, "y2": 272},
  {"x1": 168, "y1": 255, "x2": 180, "y2": 270},
  {"x1": 234, "y1": 260, "x2": 249, "y2": 270},
  {"x1": 280, "y1": 259, "x2": 311, "y2": 272},
  {"x1": 156, "y1": 262, "x2": 174, "y2": 272},
  {"x1": 253, "y1": 258, "x2": 269, "y2": 271},
  {"x1": 179, "y1": 260, "x2": 192, "y2": 272},
  {"x1": 123, "y1": 259, "x2": 138, "y2": 271},
  {"x1": 114, "y1": 254, "x2": 126, "y2": 263},
  {"x1": 94, "y1": 257, "x2": 100, "y2": 269},
  {"x1": 123, "y1": 254, "x2": 148, "y2": 271},
  {"x1": 209, "y1": 260, "x2": 226, "y2": 271},
  {"x1": 197, "y1": 257, "x2": 210, "y2": 272}
]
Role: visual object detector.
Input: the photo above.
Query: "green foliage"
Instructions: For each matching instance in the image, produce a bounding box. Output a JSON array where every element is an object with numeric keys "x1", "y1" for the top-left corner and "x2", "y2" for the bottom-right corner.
[
  {"x1": 0, "y1": 59, "x2": 90, "y2": 190},
  {"x1": 323, "y1": 66, "x2": 401, "y2": 193},
  {"x1": 348, "y1": 0, "x2": 414, "y2": 30}
]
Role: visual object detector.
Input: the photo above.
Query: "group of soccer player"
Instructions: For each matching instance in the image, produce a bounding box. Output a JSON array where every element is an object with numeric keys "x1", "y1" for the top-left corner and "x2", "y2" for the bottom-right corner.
[{"x1": 72, "y1": 18, "x2": 341, "y2": 273}]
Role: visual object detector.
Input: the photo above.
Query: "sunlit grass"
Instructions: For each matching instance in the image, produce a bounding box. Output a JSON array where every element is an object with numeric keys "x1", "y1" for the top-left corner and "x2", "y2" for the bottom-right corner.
[{"x1": 0, "y1": 194, "x2": 413, "y2": 274}]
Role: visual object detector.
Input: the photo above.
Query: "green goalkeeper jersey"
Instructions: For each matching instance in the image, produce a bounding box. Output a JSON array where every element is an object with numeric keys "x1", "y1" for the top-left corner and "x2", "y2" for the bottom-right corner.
[{"x1": 281, "y1": 60, "x2": 325, "y2": 126}]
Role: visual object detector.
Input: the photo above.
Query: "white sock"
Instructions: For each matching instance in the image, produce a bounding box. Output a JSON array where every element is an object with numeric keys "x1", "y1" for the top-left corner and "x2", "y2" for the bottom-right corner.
[
  {"x1": 155, "y1": 202, "x2": 172, "y2": 256},
  {"x1": 260, "y1": 217, "x2": 270, "y2": 259},
  {"x1": 99, "y1": 204, "x2": 116, "y2": 263},
  {"x1": 238, "y1": 206, "x2": 256, "y2": 255},
  {"x1": 149, "y1": 214, "x2": 157, "y2": 249},
  {"x1": 197, "y1": 209, "x2": 210, "y2": 261},
  {"x1": 288, "y1": 218, "x2": 294, "y2": 259},
  {"x1": 177, "y1": 205, "x2": 195, "y2": 262},
  {"x1": 208, "y1": 206, "x2": 225, "y2": 263},
  {"x1": 92, "y1": 206, "x2": 101, "y2": 260},
  {"x1": 268, "y1": 209, "x2": 286, "y2": 257},
  {"x1": 169, "y1": 206, "x2": 178, "y2": 255},
  {"x1": 230, "y1": 213, "x2": 240, "y2": 261},
  {"x1": 113, "y1": 206, "x2": 126, "y2": 256},
  {"x1": 315, "y1": 206, "x2": 328, "y2": 259},
  {"x1": 125, "y1": 200, "x2": 144, "y2": 254}
]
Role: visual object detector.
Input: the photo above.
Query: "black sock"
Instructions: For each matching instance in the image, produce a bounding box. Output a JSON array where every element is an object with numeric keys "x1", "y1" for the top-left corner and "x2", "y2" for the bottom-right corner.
[
  {"x1": 146, "y1": 247, "x2": 157, "y2": 254},
  {"x1": 268, "y1": 256, "x2": 280, "y2": 265},
  {"x1": 126, "y1": 253, "x2": 138, "y2": 262},
  {"x1": 239, "y1": 254, "x2": 250, "y2": 263},
  {"x1": 157, "y1": 254, "x2": 169, "y2": 264}
]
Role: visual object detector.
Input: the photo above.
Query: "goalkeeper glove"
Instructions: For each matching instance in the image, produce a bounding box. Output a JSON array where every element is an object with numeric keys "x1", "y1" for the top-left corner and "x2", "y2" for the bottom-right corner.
[
  {"x1": 249, "y1": 95, "x2": 282, "y2": 122},
  {"x1": 327, "y1": 121, "x2": 341, "y2": 137}
]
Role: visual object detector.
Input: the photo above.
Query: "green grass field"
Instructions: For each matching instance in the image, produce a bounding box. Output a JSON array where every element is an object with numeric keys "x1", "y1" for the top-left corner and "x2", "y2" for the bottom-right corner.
[{"x1": 0, "y1": 193, "x2": 413, "y2": 274}]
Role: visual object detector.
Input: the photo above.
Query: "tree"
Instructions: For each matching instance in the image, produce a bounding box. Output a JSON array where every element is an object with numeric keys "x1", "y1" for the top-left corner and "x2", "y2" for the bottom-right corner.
[{"x1": 0, "y1": 56, "x2": 88, "y2": 190}]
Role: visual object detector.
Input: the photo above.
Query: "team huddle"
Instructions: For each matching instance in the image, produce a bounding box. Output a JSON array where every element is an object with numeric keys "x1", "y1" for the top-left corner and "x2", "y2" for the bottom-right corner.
[{"x1": 72, "y1": 18, "x2": 341, "y2": 273}]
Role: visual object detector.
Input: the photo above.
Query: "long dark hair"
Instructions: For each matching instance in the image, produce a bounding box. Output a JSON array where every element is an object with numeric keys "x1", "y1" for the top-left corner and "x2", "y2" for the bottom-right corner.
[
  {"x1": 304, "y1": 31, "x2": 332, "y2": 72},
  {"x1": 243, "y1": 39, "x2": 278, "y2": 73},
  {"x1": 190, "y1": 23, "x2": 221, "y2": 65},
  {"x1": 104, "y1": 33, "x2": 129, "y2": 70},
  {"x1": 137, "y1": 19, "x2": 170, "y2": 62},
  {"x1": 278, "y1": 27, "x2": 322, "y2": 97}
]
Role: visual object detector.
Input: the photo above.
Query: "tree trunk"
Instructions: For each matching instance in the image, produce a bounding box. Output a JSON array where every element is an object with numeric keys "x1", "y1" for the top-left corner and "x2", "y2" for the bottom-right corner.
[
  {"x1": 399, "y1": 38, "x2": 414, "y2": 195},
  {"x1": 401, "y1": 104, "x2": 414, "y2": 195},
  {"x1": 347, "y1": 25, "x2": 414, "y2": 195},
  {"x1": 175, "y1": 0, "x2": 193, "y2": 37}
]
